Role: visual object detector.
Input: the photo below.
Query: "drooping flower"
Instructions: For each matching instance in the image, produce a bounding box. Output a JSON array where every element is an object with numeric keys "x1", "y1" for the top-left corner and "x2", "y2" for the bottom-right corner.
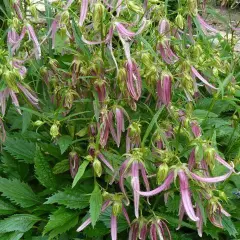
[
  {"x1": 17, "y1": 83, "x2": 39, "y2": 107},
  {"x1": 191, "y1": 120, "x2": 201, "y2": 137},
  {"x1": 69, "y1": 151, "x2": 79, "y2": 178},
  {"x1": 149, "y1": 218, "x2": 172, "y2": 240},
  {"x1": 157, "y1": 41, "x2": 179, "y2": 64},
  {"x1": 77, "y1": 194, "x2": 130, "y2": 240},
  {"x1": 196, "y1": 14, "x2": 219, "y2": 34},
  {"x1": 79, "y1": 0, "x2": 89, "y2": 26},
  {"x1": 128, "y1": 217, "x2": 148, "y2": 240},
  {"x1": 119, "y1": 148, "x2": 150, "y2": 218},
  {"x1": 99, "y1": 108, "x2": 110, "y2": 148},
  {"x1": 157, "y1": 72, "x2": 172, "y2": 106},
  {"x1": 126, "y1": 122, "x2": 141, "y2": 153}
]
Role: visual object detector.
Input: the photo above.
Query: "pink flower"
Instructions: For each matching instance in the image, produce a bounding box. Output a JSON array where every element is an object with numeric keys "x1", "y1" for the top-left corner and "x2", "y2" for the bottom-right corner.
[
  {"x1": 157, "y1": 72, "x2": 172, "y2": 106},
  {"x1": 196, "y1": 14, "x2": 219, "y2": 33},
  {"x1": 13, "y1": 0, "x2": 23, "y2": 20},
  {"x1": 128, "y1": 218, "x2": 148, "y2": 240},
  {"x1": 97, "y1": 152, "x2": 114, "y2": 172},
  {"x1": 26, "y1": 24, "x2": 41, "y2": 59},
  {"x1": 99, "y1": 110, "x2": 110, "y2": 148},
  {"x1": 158, "y1": 18, "x2": 170, "y2": 37},
  {"x1": 17, "y1": 83, "x2": 39, "y2": 107},
  {"x1": 149, "y1": 218, "x2": 172, "y2": 240},
  {"x1": 125, "y1": 60, "x2": 142, "y2": 101},
  {"x1": 157, "y1": 41, "x2": 179, "y2": 64},
  {"x1": 191, "y1": 66, "x2": 217, "y2": 90},
  {"x1": 79, "y1": 0, "x2": 88, "y2": 26},
  {"x1": 191, "y1": 121, "x2": 201, "y2": 137}
]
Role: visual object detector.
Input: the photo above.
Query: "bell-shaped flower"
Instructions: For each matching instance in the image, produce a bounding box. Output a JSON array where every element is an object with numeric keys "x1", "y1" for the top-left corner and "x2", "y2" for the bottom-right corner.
[{"x1": 157, "y1": 72, "x2": 172, "y2": 106}]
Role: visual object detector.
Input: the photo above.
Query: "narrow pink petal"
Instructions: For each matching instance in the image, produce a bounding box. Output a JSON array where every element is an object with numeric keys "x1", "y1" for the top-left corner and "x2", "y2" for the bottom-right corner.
[
  {"x1": 191, "y1": 66, "x2": 217, "y2": 90},
  {"x1": 137, "y1": 172, "x2": 174, "y2": 197},
  {"x1": 108, "y1": 111, "x2": 119, "y2": 146},
  {"x1": 77, "y1": 217, "x2": 91, "y2": 232},
  {"x1": 196, "y1": 204, "x2": 203, "y2": 237},
  {"x1": 119, "y1": 158, "x2": 130, "y2": 205},
  {"x1": 139, "y1": 162, "x2": 150, "y2": 192},
  {"x1": 176, "y1": 200, "x2": 185, "y2": 230},
  {"x1": 139, "y1": 224, "x2": 148, "y2": 240},
  {"x1": 111, "y1": 214, "x2": 117, "y2": 240},
  {"x1": 10, "y1": 91, "x2": 21, "y2": 114},
  {"x1": 97, "y1": 152, "x2": 114, "y2": 172},
  {"x1": 122, "y1": 205, "x2": 130, "y2": 225},
  {"x1": 161, "y1": 221, "x2": 172, "y2": 240},
  {"x1": 150, "y1": 223, "x2": 157, "y2": 240},
  {"x1": 26, "y1": 24, "x2": 41, "y2": 59},
  {"x1": 196, "y1": 14, "x2": 219, "y2": 33},
  {"x1": 50, "y1": 18, "x2": 59, "y2": 49},
  {"x1": 116, "y1": 0, "x2": 123, "y2": 17},
  {"x1": 215, "y1": 154, "x2": 235, "y2": 171},
  {"x1": 188, "y1": 149, "x2": 196, "y2": 171},
  {"x1": 178, "y1": 170, "x2": 199, "y2": 222},
  {"x1": 64, "y1": 0, "x2": 75, "y2": 9},
  {"x1": 131, "y1": 161, "x2": 140, "y2": 218},
  {"x1": 221, "y1": 208, "x2": 230, "y2": 217},
  {"x1": 12, "y1": 27, "x2": 27, "y2": 53},
  {"x1": 116, "y1": 23, "x2": 136, "y2": 38},
  {"x1": 79, "y1": 0, "x2": 88, "y2": 26},
  {"x1": 190, "y1": 169, "x2": 233, "y2": 183},
  {"x1": 116, "y1": 108, "x2": 123, "y2": 146}
]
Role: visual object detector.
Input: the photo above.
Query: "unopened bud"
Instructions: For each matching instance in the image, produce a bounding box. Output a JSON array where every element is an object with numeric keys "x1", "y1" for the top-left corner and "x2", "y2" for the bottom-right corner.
[
  {"x1": 69, "y1": 151, "x2": 79, "y2": 178},
  {"x1": 112, "y1": 201, "x2": 122, "y2": 216},
  {"x1": 219, "y1": 191, "x2": 227, "y2": 202},
  {"x1": 188, "y1": 0, "x2": 198, "y2": 16},
  {"x1": 204, "y1": 147, "x2": 215, "y2": 169},
  {"x1": 29, "y1": 5, "x2": 38, "y2": 19},
  {"x1": 192, "y1": 44, "x2": 202, "y2": 58},
  {"x1": 175, "y1": 14, "x2": 184, "y2": 29},
  {"x1": 194, "y1": 145, "x2": 203, "y2": 162},
  {"x1": 50, "y1": 123, "x2": 59, "y2": 138},
  {"x1": 157, "y1": 163, "x2": 169, "y2": 185},
  {"x1": 33, "y1": 120, "x2": 44, "y2": 127},
  {"x1": 93, "y1": 158, "x2": 102, "y2": 177},
  {"x1": 93, "y1": 3, "x2": 105, "y2": 30},
  {"x1": 141, "y1": 53, "x2": 152, "y2": 68},
  {"x1": 128, "y1": 1, "x2": 144, "y2": 14},
  {"x1": 129, "y1": 122, "x2": 141, "y2": 137},
  {"x1": 61, "y1": 10, "x2": 69, "y2": 25},
  {"x1": 3, "y1": 70, "x2": 18, "y2": 92}
]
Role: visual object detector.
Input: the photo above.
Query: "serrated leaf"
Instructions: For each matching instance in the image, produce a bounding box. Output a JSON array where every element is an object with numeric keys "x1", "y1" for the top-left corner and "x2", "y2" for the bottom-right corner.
[
  {"x1": 166, "y1": 195, "x2": 180, "y2": 213},
  {"x1": 0, "y1": 177, "x2": 40, "y2": 208},
  {"x1": 43, "y1": 207, "x2": 78, "y2": 239},
  {"x1": 34, "y1": 146, "x2": 57, "y2": 189},
  {"x1": 57, "y1": 135, "x2": 72, "y2": 154},
  {"x1": 84, "y1": 221, "x2": 109, "y2": 237},
  {"x1": 72, "y1": 160, "x2": 89, "y2": 188},
  {"x1": 53, "y1": 159, "x2": 70, "y2": 174},
  {"x1": 0, "y1": 198, "x2": 17, "y2": 215},
  {"x1": 0, "y1": 214, "x2": 40, "y2": 233},
  {"x1": 90, "y1": 184, "x2": 102, "y2": 227},
  {"x1": 222, "y1": 216, "x2": 238, "y2": 237},
  {"x1": 45, "y1": 187, "x2": 90, "y2": 209},
  {"x1": 4, "y1": 137, "x2": 36, "y2": 163},
  {"x1": 0, "y1": 232, "x2": 24, "y2": 240},
  {"x1": 22, "y1": 110, "x2": 32, "y2": 133}
]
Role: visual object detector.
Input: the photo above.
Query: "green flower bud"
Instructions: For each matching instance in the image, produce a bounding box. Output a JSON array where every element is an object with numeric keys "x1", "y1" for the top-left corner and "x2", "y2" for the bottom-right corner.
[
  {"x1": 93, "y1": 158, "x2": 102, "y2": 177},
  {"x1": 3, "y1": 70, "x2": 18, "y2": 92},
  {"x1": 127, "y1": 1, "x2": 144, "y2": 14},
  {"x1": 129, "y1": 122, "x2": 141, "y2": 137},
  {"x1": 93, "y1": 2, "x2": 105, "y2": 30},
  {"x1": 192, "y1": 44, "x2": 202, "y2": 58},
  {"x1": 175, "y1": 14, "x2": 184, "y2": 29},
  {"x1": 33, "y1": 120, "x2": 44, "y2": 127},
  {"x1": 156, "y1": 163, "x2": 169, "y2": 185},
  {"x1": 29, "y1": 5, "x2": 38, "y2": 19},
  {"x1": 141, "y1": 53, "x2": 152, "y2": 68},
  {"x1": 204, "y1": 147, "x2": 215, "y2": 169},
  {"x1": 218, "y1": 191, "x2": 227, "y2": 202},
  {"x1": 50, "y1": 123, "x2": 59, "y2": 138},
  {"x1": 112, "y1": 201, "x2": 122, "y2": 216},
  {"x1": 61, "y1": 10, "x2": 69, "y2": 25},
  {"x1": 188, "y1": 0, "x2": 198, "y2": 16}
]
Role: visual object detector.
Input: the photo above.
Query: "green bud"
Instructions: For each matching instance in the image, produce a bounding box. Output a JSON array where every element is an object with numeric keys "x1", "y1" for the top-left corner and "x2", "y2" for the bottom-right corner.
[
  {"x1": 129, "y1": 122, "x2": 141, "y2": 137},
  {"x1": 29, "y1": 5, "x2": 38, "y2": 19},
  {"x1": 112, "y1": 201, "x2": 122, "y2": 216},
  {"x1": 156, "y1": 163, "x2": 169, "y2": 185},
  {"x1": 141, "y1": 53, "x2": 152, "y2": 68},
  {"x1": 175, "y1": 14, "x2": 184, "y2": 29},
  {"x1": 3, "y1": 70, "x2": 18, "y2": 92},
  {"x1": 50, "y1": 123, "x2": 59, "y2": 138},
  {"x1": 93, "y1": 3, "x2": 105, "y2": 30},
  {"x1": 127, "y1": 1, "x2": 144, "y2": 14},
  {"x1": 188, "y1": 0, "x2": 198, "y2": 16},
  {"x1": 33, "y1": 120, "x2": 44, "y2": 127},
  {"x1": 204, "y1": 147, "x2": 215, "y2": 169},
  {"x1": 192, "y1": 44, "x2": 202, "y2": 58},
  {"x1": 93, "y1": 158, "x2": 102, "y2": 177},
  {"x1": 218, "y1": 191, "x2": 227, "y2": 202},
  {"x1": 12, "y1": 17, "x2": 20, "y2": 29},
  {"x1": 61, "y1": 10, "x2": 69, "y2": 25}
]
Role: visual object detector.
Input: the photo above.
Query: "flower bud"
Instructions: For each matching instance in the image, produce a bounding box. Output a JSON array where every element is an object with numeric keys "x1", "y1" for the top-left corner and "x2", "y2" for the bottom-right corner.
[
  {"x1": 61, "y1": 10, "x2": 69, "y2": 25},
  {"x1": 127, "y1": 1, "x2": 144, "y2": 14},
  {"x1": 69, "y1": 151, "x2": 80, "y2": 178},
  {"x1": 218, "y1": 191, "x2": 227, "y2": 202},
  {"x1": 204, "y1": 147, "x2": 215, "y2": 169},
  {"x1": 33, "y1": 120, "x2": 44, "y2": 127},
  {"x1": 12, "y1": 17, "x2": 20, "y2": 29},
  {"x1": 195, "y1": 145, "x2": 204, "y2": 162},
  {"x1": 188, "y1": 0, "x2": 198, "y2": 16},
  {"x1": 93, "y1": 158, "x2": 102, "y2": 177},
  {"x1": 29, "y1": 5, "x2": 38, "y2": 19},
  {"x1": 141, "y1": 53, "x2": 152, "y2": 68},
  {"x1": 175, "y1": 14, "x2": 184, "y2": 29},
  {"x1": 156, "y1": 162, "x2": 169, "y2": 185},
  {"x1": 129, "y1": 122, "x2": 141, "y2": 138},
  {"x1": 93, "y1": 2, "x2": 105, "y2": 30},
  {"x1": 112, "y1": 201, "x2": 122, "y2": 216},
  {"x1": 3, "y1": 70, "x2": 18, "y2": 92},
  {"x1": 50, "y1": 123, "x2": 59, "y2": 138},
  {"x1": 192, "y1": 44, "x2": 203, "y2": 58}
]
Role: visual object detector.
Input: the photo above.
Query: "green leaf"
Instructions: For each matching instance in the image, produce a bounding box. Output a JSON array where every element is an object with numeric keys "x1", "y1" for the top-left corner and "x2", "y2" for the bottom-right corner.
[
  {"x1": 57, "y1": 135, "x2": 72, "y2": 154},
  {"x1": 72, "y1": 160, "x2": 89, "y2": 188},
  {"x1": 0, "y1": 214, "x2": 40, "y2": 233},
  {"x1": 22, "y1": 110, "x2": 32, "y2": 134},
  {"x1": 0, "y1": 177, "x2": 40, "y2": 208},
  {"x1": 0, "y1": 198, "x2": 18, "y2": 215},
  {"x1": 0, "y1": 232, "x2": 24, "y2": 240},
  {"x1": 222, "y1": 216, "x2": 238, "y2": 237},
  {"x1": 4, "y1": 137, "x2": 36, "y2": 164},
  {"x1": 53, "y1": 159, "x2": 70, "y2": 174},
  {"x1": 166, "y1": 195, "x2": 180, "y2": 213},
  {"x1": 45, "y1": 187, "x2": 90, "y2": 209},
  {"x1": 142, "y1": 106, "x2": 164, "y2": 146},
  {"x1": 90, "y1": 184, "x2": 102, "y2": 227},
  {"x1": 34, "y1": 146, "x2": 57, "y2": 189},
  {"x1": 72, "y1": 19, "x2": 91, "y2": 59},
  {"x1": 43, "y1": 207, "x2": 78, "y2": 239}
]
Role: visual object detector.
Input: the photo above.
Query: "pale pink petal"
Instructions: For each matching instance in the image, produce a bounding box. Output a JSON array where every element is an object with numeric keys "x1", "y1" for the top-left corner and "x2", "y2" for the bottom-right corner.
[
  {"x1": 97, "y1": 152, "x2": 114, "y2": 172},
  {"x1": 196, "y1": 204, "x2": 203, "y2": 237},
  {"x1": 111, "y1": 214, "x2": 117, "y2": 240},
  {"x1": 119, "y1": 158, "x2": 130, "y2": 205},
  {"x1": 196, "y1": 14, "x2": 219, "y2": 33},
  {"x1": 79, "y1": 0, "x2": 88, "y2": 26},
  {"x1": 137, "y1": 172, "x2": 174, "y2": 197},
  {"x1": 26, "y1": 24, "x2": 41, "y2": 59},
  {"x1": 9, "y1": 91, "x2": 21, "y2": 114},
  {"x1": 122, "y1": 205, "x2": 130, "y2": 225},
  {"x1": 76, "y1": 217, "x2": 91, "y2": 232},
  {"x1": 215, "y1": 154, "x2": 235, "y2": 171},
  {"x1": 131, "y1": 161, "x2": 140, "y2": 218}
]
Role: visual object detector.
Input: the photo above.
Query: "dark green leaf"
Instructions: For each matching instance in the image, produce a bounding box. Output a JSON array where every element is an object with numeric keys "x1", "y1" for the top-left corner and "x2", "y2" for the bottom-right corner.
[
  {"x1": 22, "y1": 110, "x2": 32, "y2": 133},
  {"x1": 90, "y1": 184, "x2": 102, "y2": 227},
  {"x1": 72, "y1": 160, "x2": 89, "y2": 188},
  {"x1": 57, "y1": 135, "x2": 72, "y2": 154},
  {"x1": 53, "y1": 159, "x2": 70, "y2": 174}
]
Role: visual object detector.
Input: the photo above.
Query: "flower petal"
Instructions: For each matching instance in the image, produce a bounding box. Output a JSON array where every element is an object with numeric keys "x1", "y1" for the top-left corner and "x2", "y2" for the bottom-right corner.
[
  {"x1": 131, "y1": 161, "x2": 140, "y2": 218},
  {"x1": 111, "y1": 214, "x2": 117, "y2": 240}
]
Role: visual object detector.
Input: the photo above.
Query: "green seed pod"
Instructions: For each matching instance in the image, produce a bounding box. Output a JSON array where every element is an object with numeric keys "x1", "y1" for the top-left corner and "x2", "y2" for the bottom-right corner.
[
  {"x1": 50, "y1": 123, "x2": 59, "y2": 138},
  {"x1": 93, "y1": 2, "x2": 105, "y2": 31},
  {"x1": 127, "y1": 1, "x2": 144, "y2": 14},
  {"x1": 175, "y1": 14, "x2": 184, "y2": 29},
  {"x1": 33, "y1": 120, "x2": 44, "y2": 127},
  {"x1": 93, "y1": 158, "x2": 102, "y2": 177},
  {"x1": 112, "y1": 201, "x2": 122, "y2": 216},
  {"x1": 156, "y1": 163, "x2": 169, "y2": 185}
]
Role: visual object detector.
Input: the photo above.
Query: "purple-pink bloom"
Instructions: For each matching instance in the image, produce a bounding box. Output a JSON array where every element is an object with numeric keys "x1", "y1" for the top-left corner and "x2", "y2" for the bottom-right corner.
[
  {"x1": 125, "y1": 60, "x2": 142, "y2": 101},
  {"x1": 26, "y1": 24, "x2": 41, "y2": 59},
  {"x1": 158, "y1": 18, "x2": 170, "y2": 37},
  {"x1": 191, "y1": 121, "x2": 201, "y2": 137},
  {"x1": 97, "y1": 152, "x2": 114, "y2": 172},
  {"x1": 196, "y1": 14, "x2": 219, "y2": 33},
  {"x1": 17, "y1": 83, "x2": 39, "y2": 107},
  {"x1": 157, "y1": 73, "x2": 172, "y2": 106},
  {"x1": 79, "y1": 0, "x2": 88, "y2": 26},
  {"x1": 191, "y1": 66, "x2": 217, "y2": 89},
  {"x1": 131, "y1": 161, "x2": 140, "y2": 218},
  {"x1": 157, "y1": 41, "x2": 179, "y2": 64},
  {"x1": 111, "y1": 214, "x2": 117, "y2": 240}
]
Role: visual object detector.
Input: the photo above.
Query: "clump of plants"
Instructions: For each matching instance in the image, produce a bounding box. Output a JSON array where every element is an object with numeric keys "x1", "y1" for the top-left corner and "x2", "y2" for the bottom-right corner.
[{"x1": 0, "y1": 0, "x2": 240, "y2": 239}]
